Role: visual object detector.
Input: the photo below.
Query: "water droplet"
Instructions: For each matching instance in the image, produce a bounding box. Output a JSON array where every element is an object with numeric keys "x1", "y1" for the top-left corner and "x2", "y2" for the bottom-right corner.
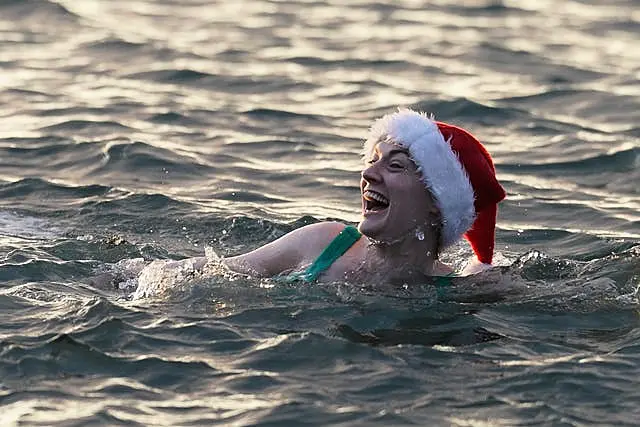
[{"x1": 416, "y1": 230, "x2": 424, "y2": 241}]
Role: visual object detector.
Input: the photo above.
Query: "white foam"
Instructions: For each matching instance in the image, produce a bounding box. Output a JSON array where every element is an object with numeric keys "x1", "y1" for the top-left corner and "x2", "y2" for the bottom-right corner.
[{"x1": 128, "y1": 246, "x2": 226, "y2": 300}]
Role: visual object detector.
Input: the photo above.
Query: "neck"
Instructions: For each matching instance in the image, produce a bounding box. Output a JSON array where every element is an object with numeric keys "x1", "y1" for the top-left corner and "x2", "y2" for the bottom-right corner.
[{"x1": 361, "y1": 226, "x2": 439, "y2": 281}]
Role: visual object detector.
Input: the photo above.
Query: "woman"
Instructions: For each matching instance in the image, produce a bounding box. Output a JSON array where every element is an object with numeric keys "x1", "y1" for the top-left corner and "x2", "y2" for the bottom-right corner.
[
  {"x1": 100, "y1": 107, "x2": 505, "y2": 296},
  {"x1": 223, "y1": 108, "x2": 506, "y2": 284}
]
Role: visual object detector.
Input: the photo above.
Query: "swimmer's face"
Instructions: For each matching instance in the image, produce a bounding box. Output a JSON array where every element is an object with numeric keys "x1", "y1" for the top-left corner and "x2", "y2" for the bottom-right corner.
[{"x1": 358, "y1": 140, "x2": 439, "y2": 244}]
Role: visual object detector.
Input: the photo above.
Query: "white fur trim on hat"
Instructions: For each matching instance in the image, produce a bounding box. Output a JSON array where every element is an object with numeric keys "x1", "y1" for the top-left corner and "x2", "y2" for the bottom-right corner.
[{"x1": 363, "y1": 108, "x2": 475, "y2": 248}]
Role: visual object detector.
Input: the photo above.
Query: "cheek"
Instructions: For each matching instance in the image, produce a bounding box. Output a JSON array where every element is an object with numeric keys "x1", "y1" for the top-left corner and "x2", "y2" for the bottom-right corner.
[{"x1": 399, "y1": 182, "x2": 433, "y2": 212}]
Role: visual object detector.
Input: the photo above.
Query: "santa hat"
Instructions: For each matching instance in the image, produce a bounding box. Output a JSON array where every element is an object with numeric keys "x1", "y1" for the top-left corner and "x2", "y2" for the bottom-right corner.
[{"x1": 363, "y1": 108, "x2": 506, "y2": 264}]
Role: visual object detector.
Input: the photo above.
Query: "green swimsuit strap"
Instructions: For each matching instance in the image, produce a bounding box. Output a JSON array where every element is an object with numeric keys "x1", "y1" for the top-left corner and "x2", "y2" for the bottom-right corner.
[
  {"x1": 299, "y1": 225, "x2": 361, "y2": 283},
  {"x1": 433, "y1": 272, "x2": 457, "y2": 298},
  {"x1": 434, "y1": 273, "x2": 455, "y2": 287}
]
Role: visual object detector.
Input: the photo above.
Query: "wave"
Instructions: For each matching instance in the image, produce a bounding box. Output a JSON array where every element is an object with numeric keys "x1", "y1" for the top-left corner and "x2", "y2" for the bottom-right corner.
[
  {"x1": 98, "y1": 141, "x2": 211, "y2": 177},
  {"x1": 124, "y1": 68, "x2": 317, "y2": 93},
  {"x1": 78, "y1": 36, "x2": 201, "y2": 63},
  {"x1": 147, "y1": 111, "x2": 208, "y2": 127},
  {"x1": 501, "y1": 89, "x2": 640, "y2": 125},
  {"x1": 1, "y1": 331, "x2": 216, "y2": 385},
  {"x1": 413, "y1": 98, "x2": 526, "y2": 124},
  {"x1": 467, "y1": 42, "x2": 608, "y2": 82},
  {"x1": 243, "y1": 108, "x2": 329, "y2": 123},
  {"x1": 500, "y1": 147, "x2": 639, "y2": 174},
  {"x1": 0, "y1": 0, "x2": 80, "y2": 24},
  {"x1": 38, "y1": 119, "x2": 133, "y2": 133},
  {"x1": 0, "y1": 178, "x2": 111, "y2": 206}
]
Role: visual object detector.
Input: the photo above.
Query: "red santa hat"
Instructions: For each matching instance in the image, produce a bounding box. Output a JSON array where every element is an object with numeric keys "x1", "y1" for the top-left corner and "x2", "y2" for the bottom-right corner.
[{"x1": 363, "y1": 108, "x2": 506, "y2": 264}]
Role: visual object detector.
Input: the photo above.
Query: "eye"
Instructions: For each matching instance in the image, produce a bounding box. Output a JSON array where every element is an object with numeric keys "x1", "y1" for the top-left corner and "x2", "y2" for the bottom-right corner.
[
  {"x1": 367, "y1": 157, "x2": 379, "y2": 165},
  {"x1": 389, "y1": 162, "x2": 405, "y2": 170}
]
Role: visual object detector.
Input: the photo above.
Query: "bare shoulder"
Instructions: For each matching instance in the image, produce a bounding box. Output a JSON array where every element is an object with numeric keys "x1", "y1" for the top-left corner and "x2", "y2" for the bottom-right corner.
[
  {"x1": 293, "y1": 221, "x2": 348, "y2": 248},
  {"x1": 224, "y1": 221, "x2": 349, "y2": 277},
  {"x1": 270, "y1": 220, "x2": 351, "y2": 261}
]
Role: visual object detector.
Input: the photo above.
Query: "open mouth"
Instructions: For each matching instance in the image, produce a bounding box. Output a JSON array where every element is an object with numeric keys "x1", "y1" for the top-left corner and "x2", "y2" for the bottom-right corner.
[{"x1": 363, "y1": 190, "x2": 390, "y2": 212}]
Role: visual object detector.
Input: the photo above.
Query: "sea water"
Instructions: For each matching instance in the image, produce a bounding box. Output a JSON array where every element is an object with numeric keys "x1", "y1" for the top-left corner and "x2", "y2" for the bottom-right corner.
[{"x1": 1, "y1": 0, "x2": 639, "y2": 425}]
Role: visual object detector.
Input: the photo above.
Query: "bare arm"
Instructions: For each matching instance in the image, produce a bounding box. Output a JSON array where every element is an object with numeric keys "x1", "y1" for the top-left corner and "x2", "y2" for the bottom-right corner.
[{"x1": 223, "y1": 221, "x2": 347, "y2": 278}]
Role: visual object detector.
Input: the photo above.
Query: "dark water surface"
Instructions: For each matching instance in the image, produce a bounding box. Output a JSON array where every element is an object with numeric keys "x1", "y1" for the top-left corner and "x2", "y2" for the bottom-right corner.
[{"x1": 1, "y1": 0, "x2": 639, "y2": 425}]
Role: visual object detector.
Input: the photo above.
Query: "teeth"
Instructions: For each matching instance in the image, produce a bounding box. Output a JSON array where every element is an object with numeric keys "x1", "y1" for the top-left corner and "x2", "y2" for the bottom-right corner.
[{"x1": 363, "y1": 190, "x2": 389, "y2": 205}]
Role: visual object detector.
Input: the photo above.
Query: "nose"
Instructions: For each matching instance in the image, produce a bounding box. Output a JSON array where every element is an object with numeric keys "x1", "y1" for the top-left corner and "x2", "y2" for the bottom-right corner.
[{"x1": 361, "y1": 162, "x2": 382, "y2": 184}]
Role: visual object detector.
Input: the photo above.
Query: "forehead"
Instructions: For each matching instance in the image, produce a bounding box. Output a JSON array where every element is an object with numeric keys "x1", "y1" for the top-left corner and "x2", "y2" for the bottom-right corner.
[{"x1": 371, "y1": 140, "x2": 410, "y2": 157}]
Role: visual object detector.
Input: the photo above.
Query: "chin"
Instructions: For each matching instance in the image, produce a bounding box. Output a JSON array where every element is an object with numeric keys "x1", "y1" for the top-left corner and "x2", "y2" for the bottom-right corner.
[
  {"x1": 359, "y1": 207, "x2": 393, "y2": 238},
  {"x1": 358, "y1": 218, "x2": 378, "y2": 239},
  {"x1": 358, "y1": 218, "x2": 391, "y2": 243},
  {"x1": 359, "y1": 215, "x2": 423, "y2": 246}
]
